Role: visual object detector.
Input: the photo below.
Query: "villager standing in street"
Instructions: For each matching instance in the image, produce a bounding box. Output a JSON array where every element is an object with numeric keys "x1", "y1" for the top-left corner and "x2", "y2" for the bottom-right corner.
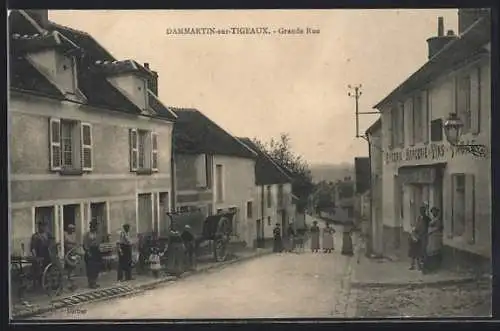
[
  {"x1": 117, "y1": 224, "x2": 133, "y2": 281},
  {"x1": 83, "y1": 221, "x2": 102, "y2": 289},
  {"x1": 310, "y1": 221, "x2": 320, "y2": 253},
  {"x1": 181, "y1": 225, "x2": 196, "y2": 270},
  {"x1": 286, "y1": 223, "x2": 295, "y2": 253},
  {"x1": 425, "y1": 207, "x2": 444, "y2": 272},
  {"x1": 273, "y1": 223, "x2": 283, "y2": 253},
  {"x1": 30, "y1": 220, "x2": 53, "y2": 287},
  {"x1": 409, "y1": 205, "x2": 431, "y2": 271},
  {"x1": 322, "y1": 223, "x2": 335, "y2": 253},
  {"x1": 341, "y1": 222, "x2": 354, "y2": 256},
  {"x1": 166, "y1": 222, "x2": 185, "y2": 276}
]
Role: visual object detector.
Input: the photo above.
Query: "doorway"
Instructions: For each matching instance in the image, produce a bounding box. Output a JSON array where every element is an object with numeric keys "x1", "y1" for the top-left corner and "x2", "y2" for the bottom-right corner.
[
  {"x1": 138, "y1": 193, "x2": 153, "y2": 235},
  {"x1": 158, "y1": 192, "x2": 169, "y2": 235},
  {"x1": 256, "y1": 219, "x2": 264, "y2": 248},
  {"x1": 90, "y1": 202, "x2": 108, "y2": 243}
]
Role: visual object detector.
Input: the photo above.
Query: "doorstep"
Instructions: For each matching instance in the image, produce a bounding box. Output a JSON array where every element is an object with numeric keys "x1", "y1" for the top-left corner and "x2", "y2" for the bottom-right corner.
[{"x1": 11, "y1": 247, "x2": 273, "y2": 319}]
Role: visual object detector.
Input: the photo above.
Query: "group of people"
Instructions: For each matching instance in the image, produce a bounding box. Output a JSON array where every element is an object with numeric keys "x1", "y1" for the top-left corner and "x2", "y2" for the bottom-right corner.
[
  {"x1": 408, "y1": 205, "x2": 443, "y2": 274},
  {"x1": 272, "y1": 220, "x2": 337, "y2": 254},
  {"x1": 28, "y1": 219, "x2": 198, "y2": 291}
]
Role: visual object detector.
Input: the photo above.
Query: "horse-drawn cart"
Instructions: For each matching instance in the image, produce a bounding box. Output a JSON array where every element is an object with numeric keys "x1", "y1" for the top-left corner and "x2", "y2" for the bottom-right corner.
[{"x1": 164, "y1": 209, "x2": 236, "y2": 262}]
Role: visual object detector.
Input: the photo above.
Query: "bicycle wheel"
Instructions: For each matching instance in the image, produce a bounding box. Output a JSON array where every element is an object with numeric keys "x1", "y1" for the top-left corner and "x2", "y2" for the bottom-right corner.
[{"x1": 42, "y1": 263, "x2": 63, "y2": 297}]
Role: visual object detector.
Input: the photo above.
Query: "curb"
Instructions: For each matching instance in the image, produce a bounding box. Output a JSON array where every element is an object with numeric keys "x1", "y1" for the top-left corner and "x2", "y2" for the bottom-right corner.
[
  {"x1": 350, "y1": 274, "x2": 490, "y2": 289},
  {"x1": 12, "y1": 250, "x2": 273, "y2": 319}
]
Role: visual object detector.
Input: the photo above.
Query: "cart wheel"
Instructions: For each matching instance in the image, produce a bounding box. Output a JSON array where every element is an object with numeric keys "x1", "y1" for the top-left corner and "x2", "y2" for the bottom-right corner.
[{"x1": 42, "y1": 263, "x2": 63, "y2": 297}]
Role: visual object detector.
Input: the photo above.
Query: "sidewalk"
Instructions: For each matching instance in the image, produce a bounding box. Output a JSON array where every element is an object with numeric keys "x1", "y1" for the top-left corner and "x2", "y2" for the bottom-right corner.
[
  {"x1": 350, "y1": 255, "x2": 487, "y2": 289},
  {"x1": 11, "y1": 247, "x2": 272, "y2": 319}
]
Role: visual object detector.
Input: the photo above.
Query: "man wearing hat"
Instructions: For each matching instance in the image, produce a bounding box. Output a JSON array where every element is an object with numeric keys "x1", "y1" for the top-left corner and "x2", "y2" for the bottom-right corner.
[
  {"x1": 273, "y1": 222, "x2": 283, "y2": 253},
  {"x1": 30, "y1": 220, "x2": 53, "y2": 287},
  {"x1": 83, "y1": 220, "x2": 102, "y2": 289},
  {"x1": 181, "y1": 225, "x2": 195, "y2": 270},
  {"x1": 117, "y1": 223, "x2": 133, "y2": 281}
]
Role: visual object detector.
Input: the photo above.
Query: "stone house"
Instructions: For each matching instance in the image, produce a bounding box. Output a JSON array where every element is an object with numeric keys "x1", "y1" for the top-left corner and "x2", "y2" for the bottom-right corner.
[
  {"x1": 172, "y1": 109, "x2": 257, "y2": 246},
  {"x1": 238, "y1": 138, "x2": 294, "y2": 247},
  {"x1": 373, "y1": 9, "x2": 491, "y2": 271},
  {"x1": 8, "y1": 10, "x2": 177, "y2": 259}
]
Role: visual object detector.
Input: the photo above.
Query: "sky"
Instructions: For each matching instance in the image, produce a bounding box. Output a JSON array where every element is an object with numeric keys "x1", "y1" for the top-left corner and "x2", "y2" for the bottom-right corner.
[{"x1": 49, "y1": 9, "x2": 458, "y2": 165}]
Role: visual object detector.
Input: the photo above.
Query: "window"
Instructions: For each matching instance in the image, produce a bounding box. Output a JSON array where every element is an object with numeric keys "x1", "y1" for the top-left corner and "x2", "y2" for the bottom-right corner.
[
  {"x1": 247, "y1": 201, "x2": 253, "y2": 219},
  {"x1": 34, "y1": 206, "x2": 56, "y2": 238},
  {"x1": 423, "y1": 90, "x2": 430, "y2": 143},
  {"x1": 413, "y1": 95, "x2": 423, "y2": 143},
  {"x1": 399, "y1": 103, "x2": 405, "y2": 147},
  {"x1": 267, "y1": 216, "x2": 271, "y2": 226},
  {"x1": 206, "y1": 155, "x2": 214, "y2": 188},
  {"x1": 50, "y1": 118, "x2": 93, "y2": 172},
  {"x1": 216, "y1": 164, "x2": 224, "y2": 202},
  {"x1": 129, "y1": 129, "x2": 158, "y2": 172},
  {"x1": 267, "y1": 186, "x2": 272, "y2": 208},
  {"x1": 430, "y1": 119, "x2": 443, "y2": 142},
  {"x1": 457, "y1": 75, "x2": 472, "y2": 134}
]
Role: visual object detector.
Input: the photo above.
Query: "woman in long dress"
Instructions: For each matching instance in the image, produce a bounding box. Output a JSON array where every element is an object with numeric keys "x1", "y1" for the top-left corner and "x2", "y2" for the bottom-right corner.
[
  {"x1": 273, "y1": 223, "x2": 283, "y2": 253},
  {"x1": 310, "y1": 221, "x2": 320, "y2": 253},
  {"x1": 425, "y1": 207, "x2": 443, "y2": 273},
  {"x1": 322, "y1": 223, "x2": 335, "y2": 253}
]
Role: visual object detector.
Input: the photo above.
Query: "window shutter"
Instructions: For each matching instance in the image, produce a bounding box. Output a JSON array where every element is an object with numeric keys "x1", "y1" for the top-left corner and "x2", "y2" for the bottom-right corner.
[
  {"x1": 464, "y1": 174, "x2": 475, "y2": 244},
  {"x1": 386, "y1": 109, "x2": 393, "y2": 149},
  {"x1": 49, "y1": 118, "x2": 62, "y2": 171},
  {"x1": 399, "y1": 103, "x2": 405, "y2": 147},
  {"x1": 129, "y1": 129, "x2": 138, "y2": 171},
  {"x1": 408, "y1": 99, "x2": 414, "y2": 146},
  {"x1": 81, "y1": 122, "x2": 93, "y2": 171},
  {"x1": 151, "y1": 131, "x2": 159, "y2": 172},
  {"x1": 470, "y1": 67, "x2": 481, "y2": 135},
  {"x1": 195, "y1": 154, "x2": 207, "y2": 187},
  {"x1": 444, "y1": 174, "x2": 453, "y2": 239},
  {"x1": 422, "y1": 90, "x2": 429, "y2": 144}
]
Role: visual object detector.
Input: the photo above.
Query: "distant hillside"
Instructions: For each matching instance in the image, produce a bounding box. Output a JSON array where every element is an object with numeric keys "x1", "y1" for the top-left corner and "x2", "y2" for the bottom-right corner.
[{"x1": 309, "y1": 163, "x2": 354, "y2": 184}]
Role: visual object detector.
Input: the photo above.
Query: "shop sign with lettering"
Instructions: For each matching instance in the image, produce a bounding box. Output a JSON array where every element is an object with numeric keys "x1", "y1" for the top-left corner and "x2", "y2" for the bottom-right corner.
[{"x1": 384, "y1": 140, "x2": 483, "y2": 165}]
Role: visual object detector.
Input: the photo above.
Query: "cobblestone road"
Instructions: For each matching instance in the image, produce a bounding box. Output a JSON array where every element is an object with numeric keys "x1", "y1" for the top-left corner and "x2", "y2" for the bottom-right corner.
[
  {"x1": 35, "y1": 242, "x2": 354, "y2": 319},
  {"x1": 353, "y1": 279, "x2": 492, "y2": 318}
]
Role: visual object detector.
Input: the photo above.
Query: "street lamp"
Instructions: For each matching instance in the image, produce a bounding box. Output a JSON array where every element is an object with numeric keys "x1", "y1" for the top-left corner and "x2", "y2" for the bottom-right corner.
[{"x1": 443, "y1": 113, "x2": 488, "y2": 157}]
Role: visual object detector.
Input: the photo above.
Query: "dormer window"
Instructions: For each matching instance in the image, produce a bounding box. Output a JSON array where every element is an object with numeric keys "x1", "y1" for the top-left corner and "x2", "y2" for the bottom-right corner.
[
  {"x1": 96, "y1": 60, "x2": 154, "y2": 114},
  {"x1": 14, "y1": 31, "x2": 86, "y2": 103}
]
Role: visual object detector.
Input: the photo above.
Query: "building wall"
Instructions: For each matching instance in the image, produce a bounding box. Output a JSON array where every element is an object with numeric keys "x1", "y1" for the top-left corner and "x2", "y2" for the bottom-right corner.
[
  {"x1": 9, "y1": 93, "x2": 173, "y2": 256},
  {"x1": 380, "y1": 55, "x2": 491, "y2": 260},
  {"x1": 212, "y1": 155, "x2": 256, "y2": 246},
  {"x1": 174, "y1": 153, "x2": 213, "y2": 209},
  {"x1": 255, "y1": 182, "x2": 293, "y2": 240}
]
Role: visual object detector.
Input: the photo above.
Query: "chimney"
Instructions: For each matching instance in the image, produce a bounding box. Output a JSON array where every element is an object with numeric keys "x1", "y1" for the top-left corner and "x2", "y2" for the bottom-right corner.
[
  {"x1": 438, "y1": 17, "x2": 444, "y2": 36},
  {"x1": 426, "y1": 17, "x2": 458, "y2": 59},
  {"x1": 143, "y1": 62, "x2": 159, "y2": 95},
  {"x1": 24, "y1": 10, "x2": 49, "y2": 29},
  {"x1": 458, "y1": 8, "x2": 490, "y2": 35}
]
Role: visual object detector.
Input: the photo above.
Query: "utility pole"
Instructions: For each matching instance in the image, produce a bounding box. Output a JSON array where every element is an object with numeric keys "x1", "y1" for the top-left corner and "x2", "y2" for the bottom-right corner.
[{"x1": 348, "y1": 84, "x2": 379, "y2": 140}]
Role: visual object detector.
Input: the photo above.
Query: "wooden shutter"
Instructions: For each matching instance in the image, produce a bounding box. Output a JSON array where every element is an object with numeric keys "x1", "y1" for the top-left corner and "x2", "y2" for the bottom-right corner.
[
  {"x1": 49, "y1": 118, "x2": 62, "y2": 171},
  {"x1": 422, "y1": 90, "x2": 429, "y2": 144},
  {"x1": 470, "y1": 67, "x2": 481, "y2": 135},
  {"x1": 386, "y1": 109, "x2": 393, "y2": 149},
  {"x1": 129, "y1": 129, "x2": 138, "y2": 171},
  {"x1": 444, "y1": 174, "x2": 453, "y2": 239},
  {"x1": 407, "y1": 99, "x2": 414, "y2": 146},
  {"x1": 81, "y1": 122, "x2": 93, "y2": 171},
  {"x1": 195, "y1": 154, "x2": 207, "y2": 187},
  {"x1": 465, "y1": 174, "x2": 476, "y2": 244},
  {"x1": 151, "y1": 131, "x2": 159, "y2": 172},
  {"x1": 400, "y1": 103, "x2": 405, "y2": 147}
]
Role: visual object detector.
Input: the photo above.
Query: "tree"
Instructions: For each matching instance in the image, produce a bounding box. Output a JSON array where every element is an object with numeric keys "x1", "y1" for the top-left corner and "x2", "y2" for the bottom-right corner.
[
  {"x1": 313, "y1": 180, "x2": 336, "y2": 212},
  {"x1": 252, "y1": 133, "x2": 314, "y2": 213}
]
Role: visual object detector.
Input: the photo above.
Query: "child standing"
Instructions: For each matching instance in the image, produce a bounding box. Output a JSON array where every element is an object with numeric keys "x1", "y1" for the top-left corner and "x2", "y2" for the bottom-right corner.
[{"x1": 149, "y1": 247, "x2": 162, "y2": 278}]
